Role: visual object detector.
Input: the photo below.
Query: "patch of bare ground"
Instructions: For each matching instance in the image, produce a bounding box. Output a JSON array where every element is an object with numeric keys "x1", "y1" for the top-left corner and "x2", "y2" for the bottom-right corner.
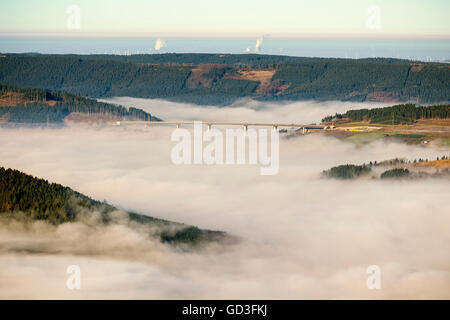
[
  {"x1": 260, "y1": 80, "x2": 290, "y2": 95},
  {"x1": 345, "y1": 91, "x2": 359, "y2": 98},
  {"x1": 410, "y1": 64, "x2": 424, "y2": 72},
  {"x1": 414, "y1": 118, "x2": 450, "y2": 127},
  {"x1": 227, "y1": 69, "x2": 291, "y2": 94},
  {"x1": 185, "y1": 64, "x2": 223, "y2": 89},
  {"x1": 0, "y1": 92, "x2": 59, "y2": 107},
  {"x1": 225, "y1": 69, "x2": 285, "y2": 94},
  {"x1": 0, "y1": 92, "x2": 25, "y2": 107},
  {"x1": 230, "y1": 70, "x2": 275, "y2": 83},
  {"x1": 365, "y1": 91, "x2": 399, "y2": 102},
  {"x1": 273, "y1": 83, "x2": 290, "y2": 94},
  {"x1": 325, "y1": 119, "x2": 385, "y2": 131},
  {"x1": 390, "y1": 119, "x2": 450, "y2": 136},
  {"x1": 413, "y1": 159, "x2": 450, "y2": 169},
  {"x1": 321, "y1": 130, "x2": 355, "y2": 139}
]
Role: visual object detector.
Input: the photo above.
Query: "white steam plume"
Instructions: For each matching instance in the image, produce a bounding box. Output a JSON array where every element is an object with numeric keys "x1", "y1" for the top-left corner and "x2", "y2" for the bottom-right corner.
[
  {"x1": 154, "y1": 38, "x2": 166, "y2": 51},
  {"x1": 255, "y1": 36, "x2": 263, "y2": 52}
]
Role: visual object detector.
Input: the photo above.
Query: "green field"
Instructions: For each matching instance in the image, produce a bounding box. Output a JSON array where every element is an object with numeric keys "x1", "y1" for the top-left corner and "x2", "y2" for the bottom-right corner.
[
  {"x1": 441, "y1": 138, "x2": 450, "y2": 146},
  {"x1": 344, "y1": 132, "x2": 385, "y2": 144}
]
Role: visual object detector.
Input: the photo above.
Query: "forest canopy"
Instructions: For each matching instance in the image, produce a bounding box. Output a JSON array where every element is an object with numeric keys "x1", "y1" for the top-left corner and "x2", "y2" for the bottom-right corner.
[
  {"x1": 322, "y1": 164, "x2": 371, "y2": 179},
  {"x1": 1, "y1": 54, "x2": 448, "y2": 105},
  {"x1": 0, "y1": 166, "x2": 221, "y2": 244}
]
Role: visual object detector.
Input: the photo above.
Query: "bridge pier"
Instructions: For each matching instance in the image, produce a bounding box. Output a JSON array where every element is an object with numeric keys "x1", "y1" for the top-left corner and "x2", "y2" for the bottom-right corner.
[
  {"x1": 273, "y1": 125, "x2": 278, "y2": 131},
  {"x1": 176, "y1": 123, "x2": 180, "y2": 129},
  {"x1": 243, "y1": 125, "x2": 248, "y2": 135},
  {"x1": 302, "y1": 127, "x2": 306, "y2": 134},
  {"x1": 207, "y1": 124, "x2": 212, "y2": 132}
]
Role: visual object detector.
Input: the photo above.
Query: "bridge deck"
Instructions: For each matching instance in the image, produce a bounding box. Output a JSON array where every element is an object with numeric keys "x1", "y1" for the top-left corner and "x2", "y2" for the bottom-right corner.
[{"x1": 112, "y1": 121, "x2": 326, "y2": 129}]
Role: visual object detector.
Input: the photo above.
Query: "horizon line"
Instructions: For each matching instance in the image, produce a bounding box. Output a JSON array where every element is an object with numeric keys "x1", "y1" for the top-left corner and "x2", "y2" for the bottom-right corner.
[{"x1": 1, "y1": 31, "x2": 450, "y2": 40}]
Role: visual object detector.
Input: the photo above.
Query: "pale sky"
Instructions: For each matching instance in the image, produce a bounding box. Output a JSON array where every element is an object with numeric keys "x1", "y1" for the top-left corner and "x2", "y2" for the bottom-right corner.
[{"x1": 0, "y1": 0, "x2": 449, "y2": 37}]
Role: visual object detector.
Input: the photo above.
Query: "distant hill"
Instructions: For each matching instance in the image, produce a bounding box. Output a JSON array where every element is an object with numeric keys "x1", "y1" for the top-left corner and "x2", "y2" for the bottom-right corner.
[
  {"x1": 0, "y1": 53, "x2": 449, "y2": 105},
  {"x1": 0, "y1": 84, "x2": 160, "y2": 124},
  {"x1": 0, "y1": 166, "x2": 225, "y2": 244}
]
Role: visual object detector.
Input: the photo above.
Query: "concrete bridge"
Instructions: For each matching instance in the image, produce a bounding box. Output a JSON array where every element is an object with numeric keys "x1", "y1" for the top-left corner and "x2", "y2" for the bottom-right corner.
[{"x1": 111, "y1": 120, "x2": 329, "y2": 134}]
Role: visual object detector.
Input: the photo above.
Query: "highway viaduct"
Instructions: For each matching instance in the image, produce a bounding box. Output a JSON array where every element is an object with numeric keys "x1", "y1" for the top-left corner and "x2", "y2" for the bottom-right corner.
[{"x1": 111, "y1": 120, "x2": 330, "y2": 134}]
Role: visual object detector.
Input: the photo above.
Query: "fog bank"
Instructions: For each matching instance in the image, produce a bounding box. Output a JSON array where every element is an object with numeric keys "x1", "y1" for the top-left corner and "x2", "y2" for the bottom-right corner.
[
  {"x1": 0, "y1": 99, "x2": 449, "y2": 299},
  {"x1": 102, "y1": 97, "x2": 391, "y2": 124}
]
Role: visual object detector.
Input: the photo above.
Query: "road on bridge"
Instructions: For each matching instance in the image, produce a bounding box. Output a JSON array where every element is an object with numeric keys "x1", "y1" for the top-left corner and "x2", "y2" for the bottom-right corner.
[{"x1": 111, "y1": 120, "x2": 328, "y2": 130}]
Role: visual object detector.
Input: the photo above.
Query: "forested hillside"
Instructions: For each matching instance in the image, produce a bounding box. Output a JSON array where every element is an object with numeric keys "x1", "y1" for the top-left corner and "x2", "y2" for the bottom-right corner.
[
  {"x1": 322, "y1": 103, "x2": 450, "y2": 124},
  {"x1": 322, "y1": 157, "x2": 450, "y2": 180},
  {"x1": 0, "y1": 166, "x2": 223, "y2": 244},
  {"x1": 0, "y1": 84, "x2": 159, "y2": 123},
  {"x1": 0, "y1": 54, "x2": 448, "y2": 105}
]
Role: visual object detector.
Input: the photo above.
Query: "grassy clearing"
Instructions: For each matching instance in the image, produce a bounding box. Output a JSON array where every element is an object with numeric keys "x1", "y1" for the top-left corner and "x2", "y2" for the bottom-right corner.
[
  {"x1": 344, "y1": 132, "x2": 385, "y2": 144},
  {"x1": 391, "y1": 133, "x2": 426, "y2": 139},
  {"x1": 385, "y1": 133, "x2": 428, "y2": 144}
]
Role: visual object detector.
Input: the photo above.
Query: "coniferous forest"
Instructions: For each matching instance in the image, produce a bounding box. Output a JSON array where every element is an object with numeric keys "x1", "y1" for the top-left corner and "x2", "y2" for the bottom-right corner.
[
  {"x1": 0, "y1": 84, "x2": 159, "y2": 123},
  {"x1": 0, "y1": 54, "x2": 448, "y2": 105},
  {"x1": 0, "y1": 166, "x2": 222, "y2": 244}
]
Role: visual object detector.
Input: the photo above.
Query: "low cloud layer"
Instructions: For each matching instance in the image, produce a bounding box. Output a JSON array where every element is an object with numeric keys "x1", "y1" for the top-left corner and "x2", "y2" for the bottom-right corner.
[
  {"x1": 0, "y1": 99, "x2": 449, "y2": 299},
  {"x1": 103, "y1": 97, "x2": 392, "y2": 124}
]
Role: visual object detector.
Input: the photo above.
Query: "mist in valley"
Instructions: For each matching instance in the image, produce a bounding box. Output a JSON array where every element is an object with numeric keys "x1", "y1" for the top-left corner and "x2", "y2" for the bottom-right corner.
[
  {"x1": 0, "y1": 99, "x2": 449, "y2": 299},
  {"x1": 102, "y1": 97, "x2": 392, "y2": 124}
]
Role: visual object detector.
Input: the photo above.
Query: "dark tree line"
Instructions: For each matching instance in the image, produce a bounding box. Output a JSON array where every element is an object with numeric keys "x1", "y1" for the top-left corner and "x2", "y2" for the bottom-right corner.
[
  {"x1": 322, "y1": 164, "x2": 371, "y2": 179},
  {"x1": 322, "y1": 104, "x2": 450, "y2": 124},
  {"x1": 380, "y1": 168, "x2": 410, "y2": 179}
]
